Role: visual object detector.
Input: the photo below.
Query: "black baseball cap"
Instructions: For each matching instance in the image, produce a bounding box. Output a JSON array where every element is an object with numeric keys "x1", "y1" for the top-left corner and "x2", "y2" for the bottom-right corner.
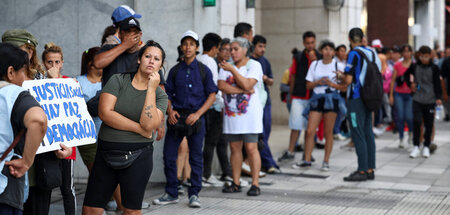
[{"x1": 118, "y1": 17, "x2": 141, "y2": 31}]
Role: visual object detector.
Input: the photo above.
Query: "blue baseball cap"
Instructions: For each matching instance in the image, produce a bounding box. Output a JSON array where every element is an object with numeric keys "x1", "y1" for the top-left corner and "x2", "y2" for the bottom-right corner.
[{"x1": 111, "y1": 5, "x2": 142, "y2": 24}]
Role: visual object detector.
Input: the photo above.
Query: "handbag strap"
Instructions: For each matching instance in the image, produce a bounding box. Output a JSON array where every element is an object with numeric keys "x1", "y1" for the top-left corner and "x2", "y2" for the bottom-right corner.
[{"x1": 0, "y1": 129, "x2": 25, "y2": 162}]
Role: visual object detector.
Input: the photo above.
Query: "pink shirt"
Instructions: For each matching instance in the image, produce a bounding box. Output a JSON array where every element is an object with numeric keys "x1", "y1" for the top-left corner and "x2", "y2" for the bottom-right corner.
[{"x1": 393, "y1": 61, "x2": 412, "y2": 94}]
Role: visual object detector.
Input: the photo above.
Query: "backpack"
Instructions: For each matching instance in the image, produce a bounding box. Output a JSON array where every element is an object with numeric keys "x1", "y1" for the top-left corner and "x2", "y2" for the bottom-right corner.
[{"x1": 355, "y1": 49, "x2": 384, "y2": 111}]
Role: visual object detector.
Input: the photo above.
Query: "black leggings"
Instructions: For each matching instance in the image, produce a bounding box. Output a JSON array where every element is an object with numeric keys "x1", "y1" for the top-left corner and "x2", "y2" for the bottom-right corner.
[
  {"x1": 60, "y1": 159, "x2": 76, "y2": 215},
  {"x1": 413, "y1": 101, "x2": 435, "y2": 147},
  {"x1": 83, "y1": 139, "x2": 153, "y2": 210},
  {"x1": 203, "y1": 109, "x2": 232, "y2": 178}
]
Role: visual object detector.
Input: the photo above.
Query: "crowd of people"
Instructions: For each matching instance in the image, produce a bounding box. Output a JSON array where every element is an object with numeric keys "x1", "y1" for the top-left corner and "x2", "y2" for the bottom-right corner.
[
  {"x1": 0, "y1": 4, "x2": 449, "y2": 215},
  {"x1": 278, "y1": 28, "x2": 448, "y2": 181}
]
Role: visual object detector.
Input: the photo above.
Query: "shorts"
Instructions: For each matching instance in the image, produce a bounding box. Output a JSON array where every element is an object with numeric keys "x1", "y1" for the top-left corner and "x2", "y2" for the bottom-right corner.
[
  {"x1": 77, "y1": 143, "x2": 97, "y2": 166},
  {"x1": 310, "y1": 98, "x2": 339, "y2": 113},
  {"x1": 289, "y1": 98, "x2": 309, "y2": 130},
  {"x1": 226, "y1": 134, "x2": 259, "y2": 143},
  {"x1": 83, "y1": 139, "x2": 153, "y2": 210}
]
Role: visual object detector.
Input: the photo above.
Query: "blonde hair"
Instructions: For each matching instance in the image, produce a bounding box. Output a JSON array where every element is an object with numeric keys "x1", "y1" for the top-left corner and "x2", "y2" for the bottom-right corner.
[
  {"x1": 42, "y1": 42, "x2": 63, "y2": 63},
  {"x1": 23, "y1": 43, "x2": 44, "y2": 79}
]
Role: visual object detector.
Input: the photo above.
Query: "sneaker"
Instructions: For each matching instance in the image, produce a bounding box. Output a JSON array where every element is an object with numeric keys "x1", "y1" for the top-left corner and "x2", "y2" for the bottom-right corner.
[
  {"x1": 188, "y1": 195, "x2": 201, "y2": 208},
  {"x1": 398, "y1": 138, "x2": 406, "y2": 149},
  {"x1": 316, "y1": 138, "x2": 325, "y2": 145},
  {"x1": 177, "y1": 185, "x2": 184, "y2": 195},
  {"x1": 152, "y1": 193, "x2": 179, "y2": 205},
  {"x1": 430, "y1": 143, "x2": 437, "y2": 154},
  {"x1": 367, "y1": 171, "x2": 375, "y2": 180},
  {"x1": 343, "y1": 171, "x2": 367, "y2": 182},
  {"x1": 315, "y1": 142, "x2": 325, "y2": 149},
  {"x1": 202, "y1": 175, "x2": 224, "y2": 187},
  {"x1": 141, "y1": 201, "x2": 150, "y2": 209},
  {"x1": 105, "y1": 200, "x2": 117, "y2": 211},
  {"x1": 407, "y1": 133, "x2": 413, "y2": 146},
  {"x1": 278, "y1": 151, "x2": 295, "y2": 162},
  {"x1": 239, "y1": 178, "x2": 249, "y2": 187},
  {"x1": 241, "y1": 163, "x2": 251, "y2": 175},
  {"x1": 220, "y1": 175, "x2": 233, "y2": 182},
  {"x1": 334, "y1": 133, "x2": 348, "y2": 141},
  {"x1": 301, "y1": 154, "x2": 315, "y2": 162},
  {"x1": 409, "y1": 146, "x2": 420, "y2": 158},
  {"x1": 182, "y1": 179, "x2": 191, "y2": 187},
  {"x1": 259, "y1": 171, "x2": 266, "y2": 178},
  {"x1": 294, "y1": 144, "x2": 304, "y2": 152},
  {"x1": 292, "y1": 161, "x2": 311, "y2": 169},
  {"x1": 321, "y1": 162, "x2": 329, "y2": 171},
  {"x1": 246, "y1": 185, "x2": 261, "y2": 196},
  {"x1": 422, "y1": 146, "x2": 430, "y2": 158},
  {"x1": 373, "y1": 127, "x2": 384, "y2": 137},
  {"x1": 266, "y1": 166, "x2": 281, "y2": 174}
]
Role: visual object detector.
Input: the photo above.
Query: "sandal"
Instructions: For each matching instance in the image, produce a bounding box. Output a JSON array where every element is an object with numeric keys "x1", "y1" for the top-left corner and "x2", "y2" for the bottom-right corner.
[
  {"x1": 247, "y1": 185, "x2": 261, "y2": 196},
  {"x1": 222, "y1": 182, "x2": 241, "y2": 193}
]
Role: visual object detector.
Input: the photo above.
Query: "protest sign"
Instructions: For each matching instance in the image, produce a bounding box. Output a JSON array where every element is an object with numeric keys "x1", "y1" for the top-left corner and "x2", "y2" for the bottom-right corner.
[{"x1": 22, "y1": 79, "x2": 97, "y2": 154}]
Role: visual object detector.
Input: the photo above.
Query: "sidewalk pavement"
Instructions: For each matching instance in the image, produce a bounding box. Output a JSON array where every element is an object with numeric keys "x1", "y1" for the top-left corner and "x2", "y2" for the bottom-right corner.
[{"x1": 50, "y1": 121, "x2": 450, "y2": 214}]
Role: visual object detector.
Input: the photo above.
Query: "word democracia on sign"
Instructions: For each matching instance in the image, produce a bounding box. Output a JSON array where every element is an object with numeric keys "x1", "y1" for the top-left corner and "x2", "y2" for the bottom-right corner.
[{"x1": 45, "y1": 119, "x2": 97, "y2": 146}]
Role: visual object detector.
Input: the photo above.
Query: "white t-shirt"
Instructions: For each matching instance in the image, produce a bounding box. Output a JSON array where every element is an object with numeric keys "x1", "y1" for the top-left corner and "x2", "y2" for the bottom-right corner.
[
  {"x1": 197, "y1": 54, "x2": 223, "y2": 111},
  {"x1": 305, "y1": 58, "x2": 345, "y2": 94},
  {"x1": 218, "y1": 59, "x2": 264, "y2": 134}
]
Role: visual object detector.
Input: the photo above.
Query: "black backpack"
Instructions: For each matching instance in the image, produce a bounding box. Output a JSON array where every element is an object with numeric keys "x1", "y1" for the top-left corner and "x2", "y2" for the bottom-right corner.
[{"x1": 355, "y1": 49, "x2": 383, "y2": 111}]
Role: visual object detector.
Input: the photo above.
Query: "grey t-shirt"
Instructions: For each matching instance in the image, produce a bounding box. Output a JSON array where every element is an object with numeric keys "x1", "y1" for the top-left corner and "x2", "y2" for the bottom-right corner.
[
  {"x1": 99, "y1": 74, "x2": 168, "y2": 143},
  {"x1": 413, "y1": 65, "x2": 436, "y2": 104}
]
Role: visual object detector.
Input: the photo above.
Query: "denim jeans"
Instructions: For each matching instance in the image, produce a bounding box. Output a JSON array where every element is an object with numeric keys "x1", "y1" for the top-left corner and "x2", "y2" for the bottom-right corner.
[
  {"x1": 394, "y1": 92, "x2": 413, "y2": 139},
  {"x1": 347, "y1": 98, "x2": 376, "y2": 172}
]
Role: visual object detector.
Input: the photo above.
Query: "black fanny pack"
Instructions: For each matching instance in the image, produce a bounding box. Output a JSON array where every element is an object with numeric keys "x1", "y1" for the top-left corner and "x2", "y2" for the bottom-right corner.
[
  {"x1": 102, "y1": 144, "x2": 152, "y2": 170},
  {"x1": 167, "y1": 110, "x2": 202, "y2": 136}
]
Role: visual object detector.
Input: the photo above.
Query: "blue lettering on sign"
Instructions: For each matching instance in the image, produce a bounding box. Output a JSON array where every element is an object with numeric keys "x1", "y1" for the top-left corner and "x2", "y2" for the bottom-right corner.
[
  {"x1": 40, "y1": 104, "x2": 60, "y2": 120},
  {"x1": 41, "y1": 104, "x2": 50, "y2": 120},
  {"x1": 67, "y1": 123, "x2": 74, "y2": 140},
  {"x1": 45, "y1": 120, "x2": 96, "y2": 145},
  {"x1": 32, "y1": 86, "x2": 41, "y2": 102},
  {"x1": 44, "y1": 83, "x2": 54, "y2": 100},
  {"x1": 49, "y1": 104, "x2": 60, "y2": 119},
  {"x1": 57, "y1": 124, "x2": 68, "y2": 142},
  {"x1": 51, "y1": 125, "x2": 61, "y2": 142}
]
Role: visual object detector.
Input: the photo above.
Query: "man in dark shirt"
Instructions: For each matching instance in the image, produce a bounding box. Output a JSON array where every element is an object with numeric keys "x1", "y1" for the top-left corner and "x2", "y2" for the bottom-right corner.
[
  {"x1": 94, "y1": 17, "x2": 166, "y2": 88},
  {"x1": 153, "y1": 31, "x2": 217, "y2": 208},
  {"x1": 250, "y1": 35, "x2": 279, "y2": 173},
  {"x1": 278, "y1": 31, "x2": 320, "y2": 165}
]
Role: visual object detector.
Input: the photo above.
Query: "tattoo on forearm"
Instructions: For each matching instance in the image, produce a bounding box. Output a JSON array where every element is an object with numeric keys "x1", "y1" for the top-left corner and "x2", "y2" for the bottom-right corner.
[
  {"x1": 145, "y1": 111, "x2": 152, "y2": 119},
  {"x1": 145, "y1": 105, "x2": 154, "y2": 110}
]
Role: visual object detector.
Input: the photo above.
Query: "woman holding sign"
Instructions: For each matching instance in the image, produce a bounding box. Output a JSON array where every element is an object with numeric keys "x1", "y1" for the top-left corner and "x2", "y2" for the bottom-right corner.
[
  {"x1": 83, "y1": 40, "x2": 168, "y2": 215},
  {"x1": 27, "y1": 42, "x2": 77, "y2": 215},
  {"x1": 22, "y1": 44, "x2": 74, "y2": 214}
]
